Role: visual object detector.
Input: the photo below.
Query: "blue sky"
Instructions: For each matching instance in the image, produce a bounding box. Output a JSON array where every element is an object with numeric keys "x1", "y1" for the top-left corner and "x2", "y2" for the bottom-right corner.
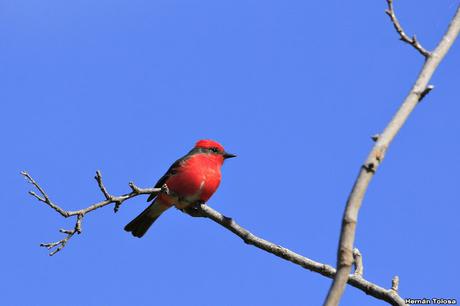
[{"x1": 2, "y1": 1, "x2": 459, "y2": 305}]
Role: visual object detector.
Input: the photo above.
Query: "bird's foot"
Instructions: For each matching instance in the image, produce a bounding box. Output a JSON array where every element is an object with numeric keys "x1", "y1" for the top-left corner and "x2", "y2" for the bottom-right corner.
[{"x1": 182, "y1": 202, "x2": 206, "y2": 218}]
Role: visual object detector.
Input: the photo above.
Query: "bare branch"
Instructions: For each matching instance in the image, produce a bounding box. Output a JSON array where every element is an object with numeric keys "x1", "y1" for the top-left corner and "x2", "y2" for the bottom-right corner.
[
  {"x1": 21, "y1": 171, "x2": 162, "y2": 255},
  {"x1": 95, "y1": 170, "x2": 111, "y2": 200},
  {"x1": 385, "y1": 0, "x2": 431, "y2": 57},
  {"x1": 40, "y1": 214, "x2": 83, "y2": 256},
  {"x1": 324, "y1": 5, "x2": 460, "y2": 306},
  {"x1": 22, "y1": 171, "x2": 68, "y2": 217},
  {"x1": 194, "y1": 204, "x2": 405, "y2": 306}
]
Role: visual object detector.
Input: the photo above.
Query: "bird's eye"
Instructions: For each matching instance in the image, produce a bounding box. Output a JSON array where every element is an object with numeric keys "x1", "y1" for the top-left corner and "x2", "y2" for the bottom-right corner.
[{"x1": 210, "y1": 147, "x2": 219, "y2": 153}]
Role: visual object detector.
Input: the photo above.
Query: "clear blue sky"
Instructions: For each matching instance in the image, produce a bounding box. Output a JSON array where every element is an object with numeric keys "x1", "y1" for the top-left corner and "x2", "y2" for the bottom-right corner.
[{"x1": 2, "y1": 1, "x2": 459, "y2": 305}]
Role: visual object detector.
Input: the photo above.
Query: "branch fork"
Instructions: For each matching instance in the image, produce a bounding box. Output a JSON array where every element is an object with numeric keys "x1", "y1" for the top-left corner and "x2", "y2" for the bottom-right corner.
[
  {"x1": 385, "y1": 0, "x2": 431, "y2": 58},
  {"x1": 21, "y1": 170, "x2": 163, "y2": 256}
]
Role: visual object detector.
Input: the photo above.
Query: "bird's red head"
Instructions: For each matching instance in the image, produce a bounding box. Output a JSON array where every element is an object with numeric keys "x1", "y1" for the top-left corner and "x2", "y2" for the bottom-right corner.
[
  {"x1": 194, "y1": 139, "x2": 237, "y2": 160},
  {"x1": 195, "y1": 139, "x2": 225, "y2": 151}
]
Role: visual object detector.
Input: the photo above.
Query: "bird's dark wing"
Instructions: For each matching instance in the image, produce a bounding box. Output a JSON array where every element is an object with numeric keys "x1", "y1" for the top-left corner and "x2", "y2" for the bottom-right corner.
[{"x1": 146, "y1": 153, "x2": 189, "y2": 202}]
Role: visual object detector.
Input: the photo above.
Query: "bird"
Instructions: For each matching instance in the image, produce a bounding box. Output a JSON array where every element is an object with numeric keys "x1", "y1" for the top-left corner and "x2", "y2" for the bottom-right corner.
[{"x1": 124, "y1": 139, "x2": 236, "y2": 238}]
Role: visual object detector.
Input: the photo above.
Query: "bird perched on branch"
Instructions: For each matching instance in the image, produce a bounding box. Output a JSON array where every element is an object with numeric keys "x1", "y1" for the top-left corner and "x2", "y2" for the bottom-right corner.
[{"x1": 125, "y1": 139, "x2": 236, "y2": 238}]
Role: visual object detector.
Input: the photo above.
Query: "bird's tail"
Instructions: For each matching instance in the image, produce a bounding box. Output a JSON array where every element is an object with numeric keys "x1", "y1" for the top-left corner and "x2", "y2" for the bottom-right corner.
[{"x1": 124, "y1": 199, "x2": 170, "y2": 238}]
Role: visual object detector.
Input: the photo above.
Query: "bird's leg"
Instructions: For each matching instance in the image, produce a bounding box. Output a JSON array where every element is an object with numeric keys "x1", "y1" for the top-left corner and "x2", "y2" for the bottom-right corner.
[{"x1": 182, "y1": 201, "x2": 206, "y2": 218}]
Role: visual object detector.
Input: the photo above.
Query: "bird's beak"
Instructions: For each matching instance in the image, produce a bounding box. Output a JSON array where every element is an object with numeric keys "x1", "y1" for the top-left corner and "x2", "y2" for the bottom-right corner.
[{"x1": 223, "y1": 152, "x2": 237, "y2": 159}]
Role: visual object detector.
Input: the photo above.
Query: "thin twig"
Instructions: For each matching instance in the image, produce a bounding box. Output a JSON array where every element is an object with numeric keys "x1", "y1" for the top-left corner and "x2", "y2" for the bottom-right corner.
[
  {"x1": 21, "y1": 171, "x2": 69, "y2": 217},
  {"x1": 95, "y1": 170, "x2": 112, "y2": 200},
  {"x1": 385, "y1": 0, "x2": 431, "y2": 58},
  {"x1": 22, "y1": 171, "x2": 162, "y2": 255},
  {"x1": 324, "y1": 4, "x2": 460, "y2": 306}
]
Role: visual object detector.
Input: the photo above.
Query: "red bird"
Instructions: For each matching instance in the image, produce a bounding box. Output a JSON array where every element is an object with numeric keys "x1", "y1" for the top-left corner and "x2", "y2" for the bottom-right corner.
[{"x1": 125, "y1": 139, "x2": 236, "y2": 238}]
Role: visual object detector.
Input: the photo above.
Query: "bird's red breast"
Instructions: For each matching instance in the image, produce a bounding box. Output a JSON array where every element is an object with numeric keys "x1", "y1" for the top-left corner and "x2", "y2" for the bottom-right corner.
[{"x1": 157, "y1": 151, "x2": 224, "y2": 208}]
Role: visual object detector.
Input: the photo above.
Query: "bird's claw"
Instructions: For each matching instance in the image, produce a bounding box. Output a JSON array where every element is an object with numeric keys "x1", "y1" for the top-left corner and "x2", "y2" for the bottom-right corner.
[
  {"x1": 161, "y1": 184, "x2": 170, "y2": 195},
  {"x1": 182, "y1": 204, "x2": 206, "y2": 217}
]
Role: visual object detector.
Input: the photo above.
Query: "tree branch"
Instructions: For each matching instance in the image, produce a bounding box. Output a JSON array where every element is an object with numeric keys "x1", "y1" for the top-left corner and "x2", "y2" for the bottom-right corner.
[
  {"x1": 324, "y1": 4, "x2": 460, "y2": 306},
  {"x1": 22, "y1": 170, "x2": 405, "y2": 304},
  {"x1": 193, "y1": 204, "x2": 405, "y2": 306},
  {"x1": 21, "y1": 170, "x2": 163, "y2": 255},
  {"x1": 385, "y1": 0, "x2": 431, "y2": 58}
]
